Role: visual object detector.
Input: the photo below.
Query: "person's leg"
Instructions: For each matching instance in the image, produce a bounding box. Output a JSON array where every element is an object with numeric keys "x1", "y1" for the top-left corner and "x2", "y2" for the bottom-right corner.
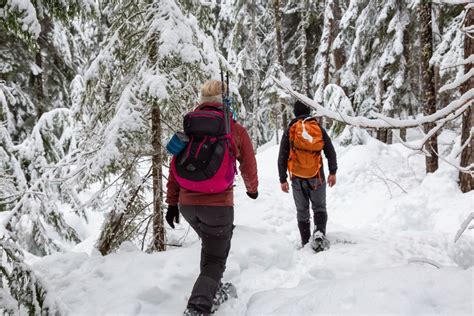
[
  {"x1": 308, "y1": 177, "x2": 327, "y2": 235},
  {"x1": 292, "y1": 178, "x2": 311, "y2": 245},
  {"x1": 180, "y1": 205, "x2": 201, "y2": 236},
  {"x1": 185, "y1": 205, "x2": 234, "y2": 314}
]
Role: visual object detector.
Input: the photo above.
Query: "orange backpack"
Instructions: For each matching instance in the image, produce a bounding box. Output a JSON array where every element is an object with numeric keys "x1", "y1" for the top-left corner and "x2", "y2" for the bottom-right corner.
[{"x1": 288, "y1": 118, "x2": 324, "y2": 179}]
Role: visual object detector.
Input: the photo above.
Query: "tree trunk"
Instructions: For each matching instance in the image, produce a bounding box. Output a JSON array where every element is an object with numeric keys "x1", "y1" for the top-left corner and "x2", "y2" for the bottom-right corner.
[
  {"x1": 33, "y1": 17, "x2": 52, "y2": 119},
  {"x1": 251, "y1": 0, "x2": 259, "y2": 148},
  {"x1": 321, "y1": 0, "x2": 336, "y2": 129},
  {"x1": 34, "y1": 51, "x2": 45, "y2": 118},
  {"x1": 97, "y1": 211, "x2": 125, "y2": 255},
  {"x1": 148, "y1": 25, "x2": 166, "y2": 251},
  {"x1": 332, "y1": 0, "x2": 345, "y2": 86},
  {"x1": 376, "y1": 128, "x2": 388, "y2": 143},
  {"x1": 419, "y1": 2, "x2": 438, "y2": 173},
  {"x1": 322, "y1": 0, "x2": 335, "y2": 90},
  {"x1": 459, "y1": 8, "x2": 473, "y2": 193},
  {"x1": 151, "y1": 104, "x2": 166, "y2": 251},
  {"x1": 274, "y1": 0, "x2": 288, "y2": 131},
  {"x1": 400, "y1": 128, "x2": 407, "y2": 142},
  {"x1": 300, "y1": 0, "x2": 310, "y2": 96}
]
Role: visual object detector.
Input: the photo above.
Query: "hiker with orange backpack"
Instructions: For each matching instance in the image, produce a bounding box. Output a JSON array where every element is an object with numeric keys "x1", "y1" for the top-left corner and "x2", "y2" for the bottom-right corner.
[
  {"x1": 278, "y1": 100, "x2": 337, "y2": 252},
  {"x1": 165, "y1": 79, "x2": 258, "y2": 316}
]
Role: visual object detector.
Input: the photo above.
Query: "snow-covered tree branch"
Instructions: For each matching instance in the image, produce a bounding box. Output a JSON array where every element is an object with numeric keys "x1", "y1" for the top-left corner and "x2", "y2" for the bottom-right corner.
[{"x1": 273, "y1": 78, "x2": 473, "y2": 130}]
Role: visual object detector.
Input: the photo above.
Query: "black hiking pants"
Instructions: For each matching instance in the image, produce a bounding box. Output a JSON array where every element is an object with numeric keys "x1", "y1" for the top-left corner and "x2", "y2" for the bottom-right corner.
[
  {"x1": 291, "y1": 176, "x2": 327, "y2": 234},
  {"x1": 180, "y1": 205, "x2": 234, "y2": 314}
]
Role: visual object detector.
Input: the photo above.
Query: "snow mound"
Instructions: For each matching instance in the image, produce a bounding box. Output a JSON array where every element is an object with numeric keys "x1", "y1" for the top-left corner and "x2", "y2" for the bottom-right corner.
[
  {"x1": 30, "y1": 133, "x2": 473, "y2": 315},
  {"x1": 246, "y1": 265, "x2": 473, "y2": 315}
]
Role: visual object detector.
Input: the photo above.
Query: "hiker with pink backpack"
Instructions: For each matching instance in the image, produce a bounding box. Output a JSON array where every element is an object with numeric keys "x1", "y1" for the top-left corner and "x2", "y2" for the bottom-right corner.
[{"x1": 165, "y1": 79, "x2": 258, "y2": 316}]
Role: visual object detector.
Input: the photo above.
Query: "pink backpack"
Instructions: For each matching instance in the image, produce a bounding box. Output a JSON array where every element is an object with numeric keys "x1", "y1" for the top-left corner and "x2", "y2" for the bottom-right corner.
[{"x1": 170, "y1": 105, "x2": 237, "y2": 193}]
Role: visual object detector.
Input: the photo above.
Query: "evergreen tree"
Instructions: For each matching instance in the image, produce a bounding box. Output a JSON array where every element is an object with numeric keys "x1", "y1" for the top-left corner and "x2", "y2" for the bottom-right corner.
[
  {"x1": 0, "y1": 237, "x2": 62, "y2": 314},
  {"x1": 72, "y1": 0, "x2": 221, "y2": 254}
]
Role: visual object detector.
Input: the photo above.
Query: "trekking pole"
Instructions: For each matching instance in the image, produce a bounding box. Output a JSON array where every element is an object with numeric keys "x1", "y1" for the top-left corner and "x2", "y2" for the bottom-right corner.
[
  {"x1": 220, "y1": 63, "x2": 230, "y2": 135},
  {"x1": 225, "y1": 71, "x2": 231, "y2": 132}
]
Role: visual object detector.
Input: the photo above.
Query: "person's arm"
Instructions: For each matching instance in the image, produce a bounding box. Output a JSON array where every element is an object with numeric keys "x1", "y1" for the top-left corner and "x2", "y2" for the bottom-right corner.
[
  {"x1": 277, "y1": 129, "x2": 290, "y2": 183},
  {"x1": 165, "y1": 169, "x2": 180, "y2": 205},
  {"x1": 321, "y1": 128, "x2": 337, "y2": 175},
  {"x1": 236, "y1": 124, "x2": 258, "y2": 194}
]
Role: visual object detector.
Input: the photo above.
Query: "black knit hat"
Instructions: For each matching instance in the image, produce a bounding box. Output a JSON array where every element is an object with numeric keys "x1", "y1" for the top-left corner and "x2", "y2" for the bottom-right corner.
[{"x1": 293, "y1": 100, "x2": 311, "y2": 117}]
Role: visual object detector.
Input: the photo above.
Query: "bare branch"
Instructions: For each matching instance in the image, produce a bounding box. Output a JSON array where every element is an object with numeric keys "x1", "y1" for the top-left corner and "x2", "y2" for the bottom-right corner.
[
  {"x1": 408, "y1": 257, "x2": 442, "y2": 269},
  {"x1": 367, "y1": 165, "x2": 408, "y2": 199},
  {"x1": 368, "y1": 171, "x2": 393, "y2": 199},
  {"x1": 454, "y1": 212, "x2": 474, "y2": 242}
]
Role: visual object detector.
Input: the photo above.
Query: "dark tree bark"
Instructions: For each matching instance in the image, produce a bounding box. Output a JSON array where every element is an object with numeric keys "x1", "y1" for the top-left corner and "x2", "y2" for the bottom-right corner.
[
  {"x1": 376, "y1": 128, "x2": 392, "y2": 144},
  {"x1": 321, "y1": 0, "x2": 336, "y2": 129},
  {"x1": 151, "y1": 103, "x2": 166, "y2": 251},
  {"x1": 419, "y1": 2, "x2": 438, "y2": 173},
  {"x1": 332, "y1": 0, "x2": 345, "y2": 86},
  {"x1": 32, "y1": 17, "x2": 52, "y2": 119},
  {"x1": 148, "y1": 32, "x2": 166, "y2": 251},
  {"x1": 274, "y1": 0, "x2": 288, "y2": 129},
  {"x1": 322, "y1": 0, "x2": 334, "y2": 90},
  {"x1": 300, "y1": 0, "x2": 310, "y2": 96},
  {"x1": 250, "y1": 0, "x2": 259, "y2": 148},
  {"x1": 400, "y1": 128, "x2": 407, "y2": 142},
  {"x1": 459, "y1": 8, "x2": 474, "y2": 193},
  {"x1": 274, "y1": 0, "x2": 284, "y2": 68}
]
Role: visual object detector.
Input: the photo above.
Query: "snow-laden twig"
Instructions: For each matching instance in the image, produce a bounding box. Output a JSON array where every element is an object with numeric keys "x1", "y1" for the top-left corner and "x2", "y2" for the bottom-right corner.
[
  {"x1": 408, "y1": 257, "x2": 442, "y2": 269},
  {"x1": 433, "y1": 0, "x2": 473, "y2": 5},
  {"x1": 454, "y1": 212, "x2": 474, "y2": 243},
  {"x1": 272, "y1": 77, "x2": 474, "y2": 129},
  {"x1": 439, "y1": 68, "x2": 474, "y2": 92},
  {"x1": 454, "y1": 127, "x2": 474, "y2": 158},
  {"x1": 441, "y1": 54, "x2": 474, "y2": 70},
  {"x1": 390, "y1": 102, "x2": 469, "y2": 153},
  {"x1": 425, "y1": 141, "x2": 474, "y2": 174}
]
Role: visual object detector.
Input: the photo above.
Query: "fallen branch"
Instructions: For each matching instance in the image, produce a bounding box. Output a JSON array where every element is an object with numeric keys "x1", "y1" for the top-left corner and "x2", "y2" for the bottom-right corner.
[
  {"x1": 408, "y1": 257, "x2": 442, "y2": 269},
  {"x1": 454, "y1": 212, "x2": 474, "y2": 242},
  {"x1": 272, "y1": 77, "x2": 474, "y2": 129}
]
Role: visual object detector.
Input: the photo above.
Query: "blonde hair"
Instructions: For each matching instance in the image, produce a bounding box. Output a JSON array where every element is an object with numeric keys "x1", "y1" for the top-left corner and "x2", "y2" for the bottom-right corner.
[
  {"x1": 201, "y1": 80, "x2": 226, "y2": 97},
  {"x1": 200, "y1": 80, "x2": 226, "y2": 103}
]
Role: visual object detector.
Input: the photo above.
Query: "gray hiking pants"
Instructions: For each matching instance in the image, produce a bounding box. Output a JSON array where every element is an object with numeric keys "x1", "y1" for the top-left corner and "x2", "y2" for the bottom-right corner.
[
  {"x1": 180, "y1": 205, "x2": 234, "y2": 314},
  {"x1": 291, "y1": 177, "x2": 327, "y2": 223}
]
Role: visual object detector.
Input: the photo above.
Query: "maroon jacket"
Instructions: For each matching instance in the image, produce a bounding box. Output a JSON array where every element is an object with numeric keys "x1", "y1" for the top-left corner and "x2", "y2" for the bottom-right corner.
[{"x1": 166, "y1": 104, "x2": 258, "y2": 207}]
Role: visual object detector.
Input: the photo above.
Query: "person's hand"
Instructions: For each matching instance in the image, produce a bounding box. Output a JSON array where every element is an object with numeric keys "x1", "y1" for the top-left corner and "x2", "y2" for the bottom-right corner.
[
  {"x1": 165, "y1": 205, "x2": 180, "y2": 228},
  {"x1": 281, "y1": 182, "x2": 289, "y2": 193},
  {"x1": 246, "y1": 191, "x2": 258, "y2": 199},
  {"x1": 328, "y1": 174, "x2": 336, "y2": 187}
]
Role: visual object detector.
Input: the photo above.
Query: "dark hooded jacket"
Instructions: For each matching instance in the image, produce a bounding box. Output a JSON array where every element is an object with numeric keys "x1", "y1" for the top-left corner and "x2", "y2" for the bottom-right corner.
[{"x1": 278, "y1": 115, "x2": 337, "y2": 183}]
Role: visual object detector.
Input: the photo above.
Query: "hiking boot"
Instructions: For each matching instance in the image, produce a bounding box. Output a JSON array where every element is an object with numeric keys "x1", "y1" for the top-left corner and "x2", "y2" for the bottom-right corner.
[
  {"x1": 183, "y1": 308, "x2": 210, "y2": 316},
  {"x1": 314, "y1": 212, "x2": 327, "y2": 235},
  {"x1": 311, "y1": 230, "x2": 330, "y2": 252},
  {"x1": 211, "y1": 282, "x2": 237, "y2": 312},
  {"x1": 297, "y1": 221, "x2": 311, "y2": 246}
]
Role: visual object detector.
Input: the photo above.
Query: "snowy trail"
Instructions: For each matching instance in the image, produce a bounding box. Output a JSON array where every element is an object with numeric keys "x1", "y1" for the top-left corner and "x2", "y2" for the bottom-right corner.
[
  {"x1": 221, "y1": 140, "x2": 472, "y2": 315},
  {"x1": 31, "y1": 135, "x2": 473, "y2": 315}
]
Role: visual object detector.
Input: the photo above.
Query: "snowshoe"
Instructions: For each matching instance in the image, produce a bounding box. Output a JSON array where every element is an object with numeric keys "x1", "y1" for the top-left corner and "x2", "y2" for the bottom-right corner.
[
  {"x1": 311, "y1": 231, "x2": 330, "y2": 253},
  {"x1": 183, "y1": 308, "x2": 210, "y2": 316},
  {"x1": 211, "y1": 282, "x2": 238, "y2": 313}
]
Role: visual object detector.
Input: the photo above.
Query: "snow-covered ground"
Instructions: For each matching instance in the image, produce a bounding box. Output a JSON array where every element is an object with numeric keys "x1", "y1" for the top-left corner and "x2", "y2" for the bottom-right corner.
[{"x1": 30, "y1": 132, "x2": 473, "y2": 315}]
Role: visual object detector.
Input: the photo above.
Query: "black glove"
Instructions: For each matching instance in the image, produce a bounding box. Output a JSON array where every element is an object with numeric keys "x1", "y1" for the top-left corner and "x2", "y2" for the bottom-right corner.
[
  {"x1": 246, "y1": 191, "x2": 258, "y2": 200},
  {"x1": 165, "y1": 205, "x2": 180, "y2": 229}
]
